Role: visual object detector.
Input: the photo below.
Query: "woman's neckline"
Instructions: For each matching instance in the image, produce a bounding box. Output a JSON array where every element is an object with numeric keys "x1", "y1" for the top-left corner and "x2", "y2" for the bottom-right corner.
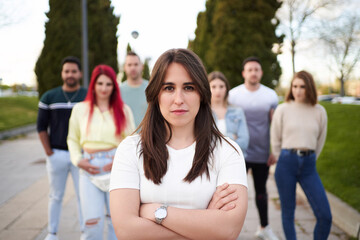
[{"x1": 166, "y1": 141, "x2": 196, "y2": 151}]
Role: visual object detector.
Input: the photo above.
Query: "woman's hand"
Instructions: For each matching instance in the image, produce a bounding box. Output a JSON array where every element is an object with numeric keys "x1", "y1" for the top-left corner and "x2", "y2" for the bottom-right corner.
[
  {"x1": 267, "y1": 153, "x2": 277, "y2": 166},
  {"x1": 207, "y1": 183, "x2": 238, "y2": 211},
  {"x1": 77, "y1": 158, "x2": 100, "y2": 174},
  {"x1": 139, "y1": 203, "x2": 160, "y2": 223},
  {"x1": 103, "y1": 161, "x2": 113, "y2": 172}
]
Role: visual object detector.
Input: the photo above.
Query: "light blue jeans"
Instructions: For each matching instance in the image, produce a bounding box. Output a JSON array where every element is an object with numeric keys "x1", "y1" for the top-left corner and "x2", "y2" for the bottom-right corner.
[
  {"x1": 46, "y1": 148, "x2": 83, "y2": 234},
  {"x1": 275, "y1": 149, "x2": 332, "y2": 240},
  {"x1": 80, "y1": 149, "x2": 117, "y2": 240}
]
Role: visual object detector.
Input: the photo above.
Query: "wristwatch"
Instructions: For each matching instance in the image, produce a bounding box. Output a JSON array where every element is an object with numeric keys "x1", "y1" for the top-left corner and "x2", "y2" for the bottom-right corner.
[{"x1": 155, "y1": 205, "x2": 168, "y2": 224}]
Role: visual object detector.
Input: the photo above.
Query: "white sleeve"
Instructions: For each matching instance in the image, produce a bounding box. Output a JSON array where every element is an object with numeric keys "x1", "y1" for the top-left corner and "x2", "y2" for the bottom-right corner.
[
  {"x1": 270, "y1": 105, "x2": 283, "y2": 160},
  {"x1": 271, "y1": 90, "x2": 279, "y2": 109},
  {"x1": 109, "y1": 136, "x2": 140, "y2": 191},
  {"x1": 217, "y1": 139, "x2": 248, "y2": 188},
  {"x1": 228, "y1": 88, "x2": 236, "y2": 106},
  {"x1": 315, "y1": 106, "x2": 328, "y2": 158}
]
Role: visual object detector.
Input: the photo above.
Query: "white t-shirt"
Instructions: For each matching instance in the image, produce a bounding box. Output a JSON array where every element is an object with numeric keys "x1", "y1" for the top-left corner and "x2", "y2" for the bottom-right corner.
[
  {"x1": 217, "y1": 118, "x2": 227, "y2": 135},
  {"x1": 228, "y1": 84, "x2": 278, "y2": 163},
  {"x1": 110, "y1": 135, "x2": 247, "y2": 209}
]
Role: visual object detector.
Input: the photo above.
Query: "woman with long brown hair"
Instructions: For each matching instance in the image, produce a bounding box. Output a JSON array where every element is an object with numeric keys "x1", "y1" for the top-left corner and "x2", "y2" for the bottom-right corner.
[
  {"x1": 208, "y1": 71, "x2": 249, "y2": 157},
  {"x1": 271, "y1": 71, "x2": 332, "y2": 239},
  {"x1": 67, "y1": 64, "x2": 135, "y2": 240},
  {"x1": 110, "y1": 49, "x2": 248, "y2": 239}
]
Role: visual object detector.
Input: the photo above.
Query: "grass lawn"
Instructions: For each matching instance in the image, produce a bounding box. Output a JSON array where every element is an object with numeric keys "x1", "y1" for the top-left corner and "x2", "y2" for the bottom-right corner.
[
  {"x1": 0, "y1": 96, "x2": 39, "y2": 132},
  {"x1": 318, "y1": 102, "x2": 360, "y2": 212}
]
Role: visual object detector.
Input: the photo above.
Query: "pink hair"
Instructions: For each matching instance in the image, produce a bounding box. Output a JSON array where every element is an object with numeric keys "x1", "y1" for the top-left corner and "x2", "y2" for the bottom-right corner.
[{"x1": 85, "y1": 64, "x2": 126, "y2": 136}]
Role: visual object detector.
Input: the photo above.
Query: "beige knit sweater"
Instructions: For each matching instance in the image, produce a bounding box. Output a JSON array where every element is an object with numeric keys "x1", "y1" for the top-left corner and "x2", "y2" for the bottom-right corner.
[{"x1": 270, "y1": 101, "x2": 327, "y2": 160}]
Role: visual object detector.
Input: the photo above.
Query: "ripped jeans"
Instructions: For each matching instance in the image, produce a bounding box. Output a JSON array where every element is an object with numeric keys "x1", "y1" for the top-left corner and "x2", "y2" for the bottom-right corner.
[{"x1": 80, "y1": 149, "x2": 117, "y2": 240}]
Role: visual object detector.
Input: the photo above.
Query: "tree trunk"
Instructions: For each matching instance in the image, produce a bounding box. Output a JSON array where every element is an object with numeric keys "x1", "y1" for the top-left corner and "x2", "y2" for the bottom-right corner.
[
  {"x1": 340, "y1": 76, "x2": 345, "y2": 96},
  {"x1": 291, "y1": 40, "x2": 296, "y2": 74}
]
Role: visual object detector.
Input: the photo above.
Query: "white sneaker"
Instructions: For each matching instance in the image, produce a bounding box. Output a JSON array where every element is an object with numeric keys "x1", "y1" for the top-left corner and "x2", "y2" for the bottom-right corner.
[
  {"x1": 45, "y1": 233, "x2": 59, "y2": 240},
  {"x1": 255, "y1": 225, "x2": 279, "y2": 240}
]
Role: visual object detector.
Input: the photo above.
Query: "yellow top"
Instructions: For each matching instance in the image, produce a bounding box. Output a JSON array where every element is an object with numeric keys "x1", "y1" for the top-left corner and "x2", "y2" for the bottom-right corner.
[{"x1": 67, "y1": 101, "x2": 136, "y2": 166}]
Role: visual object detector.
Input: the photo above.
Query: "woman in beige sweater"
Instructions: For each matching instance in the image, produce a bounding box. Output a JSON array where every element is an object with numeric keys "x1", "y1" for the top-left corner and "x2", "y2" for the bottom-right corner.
[{"x1": 271, "y1": 71, "x2": 332, "y2": 240}]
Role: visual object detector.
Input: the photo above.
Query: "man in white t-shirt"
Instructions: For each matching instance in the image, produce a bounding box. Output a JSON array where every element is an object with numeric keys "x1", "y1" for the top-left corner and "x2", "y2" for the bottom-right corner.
[{"x1": 228, "y1": 57, "x2": 279, "y2": 240}]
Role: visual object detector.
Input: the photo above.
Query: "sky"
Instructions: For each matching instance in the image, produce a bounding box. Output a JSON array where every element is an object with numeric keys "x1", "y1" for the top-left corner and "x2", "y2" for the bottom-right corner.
[
  {"x1": 0, "y1": 0, "x2": 206, "y2": 87},
  {"x1": 0, "y1": 0, "x2": 358, "y2": 88}
]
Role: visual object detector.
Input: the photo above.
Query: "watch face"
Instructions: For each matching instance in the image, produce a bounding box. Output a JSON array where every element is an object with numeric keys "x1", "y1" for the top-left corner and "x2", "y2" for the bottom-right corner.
[{"x1": 156, "y1": 208, "x2": 167, "y2": 218}]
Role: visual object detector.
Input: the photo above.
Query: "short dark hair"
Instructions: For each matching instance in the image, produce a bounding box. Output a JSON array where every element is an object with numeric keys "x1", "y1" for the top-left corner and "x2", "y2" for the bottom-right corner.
[
  {"x1": 61, "y1": 56, "x2": 81, "y2": 71},
  {"x1": 126, "y1": 51, "x2": 139, "y2": 57},
  {"x1": 242, "y1": 56, "x2": 261, "y2": 70},
  {"x1": 126, "y1": 51, "x2": 141, "y2": 63}
]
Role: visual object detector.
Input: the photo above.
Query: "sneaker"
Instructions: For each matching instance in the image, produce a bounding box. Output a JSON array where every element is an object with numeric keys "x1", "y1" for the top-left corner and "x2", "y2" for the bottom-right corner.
[
  {"x1": 45, "y1": 233, "x2": 59, "y2": 240},
  {"x1": 255, "y1": 225, "x2": 279, "y2": 240}
]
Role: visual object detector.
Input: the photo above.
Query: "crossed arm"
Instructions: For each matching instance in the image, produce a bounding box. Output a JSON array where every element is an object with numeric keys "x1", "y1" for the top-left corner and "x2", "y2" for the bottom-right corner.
[{"x1": 110, "y1": 183, "x2": 247, "y2": 240}]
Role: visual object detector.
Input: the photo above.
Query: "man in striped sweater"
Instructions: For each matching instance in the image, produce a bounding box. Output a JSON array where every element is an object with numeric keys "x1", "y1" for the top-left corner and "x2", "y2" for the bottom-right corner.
[{"x1": 37, "y1": 56, "x2": 87, "y2": 240}]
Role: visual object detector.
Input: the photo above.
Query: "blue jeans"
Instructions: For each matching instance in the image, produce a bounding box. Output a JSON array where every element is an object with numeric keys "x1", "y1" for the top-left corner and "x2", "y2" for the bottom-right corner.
[
  {"x1": 275, "y1": 149, "x2": 332, "y2": 240},
  {"x1": 46, "y1": 149, "x2": 83, "y2": 234},
  {"x1": 80, "y1": 149, "x2": 117, "y2": 240}
]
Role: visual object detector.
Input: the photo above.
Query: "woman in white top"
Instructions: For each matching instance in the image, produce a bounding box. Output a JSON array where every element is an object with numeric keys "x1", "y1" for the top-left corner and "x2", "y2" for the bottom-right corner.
[
  {"x1": 208, "y1": 71, "x2": 249, "y2": 157},
  {"x1": 271, "y1": 71, "x2": 332, "y2": 240},
  {"x1": 110, "y1": 48, "x2": 248, "y2": 240}
]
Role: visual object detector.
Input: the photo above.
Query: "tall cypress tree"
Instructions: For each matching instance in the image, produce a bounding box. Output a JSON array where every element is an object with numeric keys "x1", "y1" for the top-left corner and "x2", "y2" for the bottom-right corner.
[
  {"x1": 88, "y1": 0, "x2": 119, "y2": 73},
  {"x1": 121, "y1": 43, "x2": 132, "y2": 82},
  {"x1": 189, "y1": 0, "x2": 217, "y2": 72},
  {"x1": 35, "y1": 1, "x2": 81, "y2": 97},
  {"x1": 191, "y1": 0, "x2": 283, "y2": 88},
  {"x1": 142, "y1": 58, "x2": 150, "y2": 80},
  {"x1": 126, "y1": 43, "x2": 132, "y2": 53},
  {"x1": 35, "y1": 0, "x2": 119, "y2": 97}
]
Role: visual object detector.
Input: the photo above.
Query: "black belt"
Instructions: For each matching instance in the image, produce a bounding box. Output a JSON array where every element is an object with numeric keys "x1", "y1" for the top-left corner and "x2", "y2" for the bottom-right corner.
[{"x1": 289, "y1": 149, "x2": 315, "y2": 156}]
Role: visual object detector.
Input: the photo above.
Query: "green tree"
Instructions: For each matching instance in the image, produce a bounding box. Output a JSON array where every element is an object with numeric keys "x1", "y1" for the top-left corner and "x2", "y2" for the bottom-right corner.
[
  {"x1": 191, "y1": 0, "x2": 283, "y2": 88},
  {"x1": 35, "y1": 0, "x2": 119, "y2": 97},
  {"x1": 142, "y1": 58, "x2": 150, "y2": 80},
  {"x1": 87, "y1": 0, "x2": 119, "y2": 73},
  {"x1": 121, "y1": 43, "x2": 132, "y2": 82},
  {"x1": 126, "y1": 43, "x2": 132, "y2": 53},
  {"x1": 188, "y1": 0, "x2": 217, "y2": 71}
]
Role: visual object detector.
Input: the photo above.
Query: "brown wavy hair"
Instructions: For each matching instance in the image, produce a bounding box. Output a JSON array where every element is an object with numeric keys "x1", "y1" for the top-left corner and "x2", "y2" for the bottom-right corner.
[
  {"x1": 286, "y1": 70, "x2": 318, "y2": 105},
  {"x1": 138, "y1": 48, "x2": 228, "y2": 184}
]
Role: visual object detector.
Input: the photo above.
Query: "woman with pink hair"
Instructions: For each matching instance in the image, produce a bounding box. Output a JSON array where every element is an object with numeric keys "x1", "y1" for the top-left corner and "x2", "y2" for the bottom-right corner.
[{"x1": 68, "y1": 64, "x2": 135, "y2": 239}]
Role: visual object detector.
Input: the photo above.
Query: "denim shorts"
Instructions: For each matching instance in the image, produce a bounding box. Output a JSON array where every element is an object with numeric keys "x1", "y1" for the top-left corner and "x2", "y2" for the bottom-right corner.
[{"x1": 82, "y1": 148, "x2": 116, "y2": 176}]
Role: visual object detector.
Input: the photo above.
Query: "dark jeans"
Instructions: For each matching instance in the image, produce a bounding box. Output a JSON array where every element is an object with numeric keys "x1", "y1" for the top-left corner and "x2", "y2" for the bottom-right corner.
[
  {"x1": 246, "y1": 162, "x2": 269, "y2": 227},
  {"x1": 275, "y1": 149, "x2": 332, "y2": 240}
]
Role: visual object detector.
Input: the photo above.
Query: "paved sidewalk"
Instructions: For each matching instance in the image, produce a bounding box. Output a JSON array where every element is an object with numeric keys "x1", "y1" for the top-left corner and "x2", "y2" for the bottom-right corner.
[
  {"x1": 240, "y1": 168, "x2": 348, "y2": 239},
  {"x1": 0, "y1": 132, "x2": 351, "y2": 240}
]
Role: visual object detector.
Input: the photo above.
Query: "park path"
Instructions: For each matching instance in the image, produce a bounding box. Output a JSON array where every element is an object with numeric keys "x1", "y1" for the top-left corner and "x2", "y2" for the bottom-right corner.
[{"x1": 0, "y1": 131, "x2": 349, "y2": 239}]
